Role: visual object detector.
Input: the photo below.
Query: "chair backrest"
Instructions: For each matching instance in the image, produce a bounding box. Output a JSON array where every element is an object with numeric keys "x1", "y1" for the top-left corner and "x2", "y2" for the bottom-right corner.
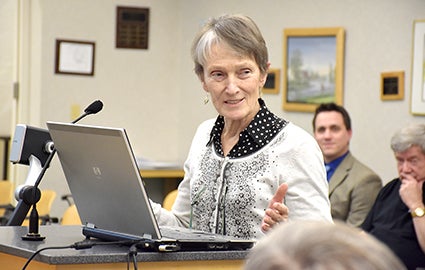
[
  {"x1": 0, "y1": 181, "x2": 13, "y2": 216},
  {"x1": 61, "y1": 204, "x2": 81, "y2": 225},
  {"x1": 162, "y1": 189, "x2": 178, "y2": 211},
  {"x1": 37, "y1": 189, "x2": 56, "y2": 216}
]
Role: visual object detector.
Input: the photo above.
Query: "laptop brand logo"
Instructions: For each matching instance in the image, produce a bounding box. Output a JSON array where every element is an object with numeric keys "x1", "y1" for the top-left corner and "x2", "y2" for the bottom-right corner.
[{"x1": 92, "y1": 167, "x2": 102, "y2": 179}]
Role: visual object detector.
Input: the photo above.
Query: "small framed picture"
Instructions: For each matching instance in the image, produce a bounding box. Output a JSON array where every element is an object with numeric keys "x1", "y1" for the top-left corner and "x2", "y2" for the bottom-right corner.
[
  {"x1": 380, "y1": 71, "x2": 404, "y2": 100},
  {"x1": 263, "y1": 68, "x2": 280, "y2": 94},
  {"x1": 55, "y1": 39, "x2": 95, "y2": 76}
]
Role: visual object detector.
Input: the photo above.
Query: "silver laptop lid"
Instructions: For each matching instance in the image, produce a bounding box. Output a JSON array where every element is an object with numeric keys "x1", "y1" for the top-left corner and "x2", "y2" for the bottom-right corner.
[{"x1": 47, "y1": 121, "x2": 161, "y2": 240}]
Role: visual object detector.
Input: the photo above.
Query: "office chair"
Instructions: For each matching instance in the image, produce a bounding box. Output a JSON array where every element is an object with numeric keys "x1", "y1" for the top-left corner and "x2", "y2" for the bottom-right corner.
[
  {"x1": 0, "y1": 180, "x2": 15, "y2": 225},
  {"x1": 163, "y1": 189, "x2": 178, "y2": 211},
  {"x1": 61, "y1": 204, "x2": 81, "y2": 225}
]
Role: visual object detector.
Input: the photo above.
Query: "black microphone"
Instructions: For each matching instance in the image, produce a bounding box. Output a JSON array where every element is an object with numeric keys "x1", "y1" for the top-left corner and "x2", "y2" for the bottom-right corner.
[
  {"x1": 85, "y1": 99, "x2": 103, "y2": 114},
  {"x1": 72, "y1": 100, "x2": 103, "y2": 124},
  {"x1": 7, "y1": 100, "x2": 104, "y2": 230}
]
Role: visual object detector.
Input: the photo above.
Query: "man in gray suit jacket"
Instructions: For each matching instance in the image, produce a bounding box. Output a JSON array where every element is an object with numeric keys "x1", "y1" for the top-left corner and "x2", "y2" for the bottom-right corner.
[{"x1": 313, "y1": 103, "x2": 382, "y2": 227}]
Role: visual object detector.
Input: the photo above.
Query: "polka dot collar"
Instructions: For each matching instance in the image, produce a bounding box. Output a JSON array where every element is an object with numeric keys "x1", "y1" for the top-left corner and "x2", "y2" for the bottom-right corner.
[{"x1": 207, "y1": 99, "x2": 288, "y2": 158}]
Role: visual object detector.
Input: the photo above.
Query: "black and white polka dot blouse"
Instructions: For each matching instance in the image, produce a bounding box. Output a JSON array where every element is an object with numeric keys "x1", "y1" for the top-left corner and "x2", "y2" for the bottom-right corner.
[{"x1": 207, "y1": 99, "x2": 288, "y2": 158}]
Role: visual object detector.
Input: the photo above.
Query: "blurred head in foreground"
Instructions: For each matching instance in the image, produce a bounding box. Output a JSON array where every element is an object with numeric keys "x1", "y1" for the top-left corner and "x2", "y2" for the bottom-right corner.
[{"x1": 244, "y1": 221, "x2": 406, "y2": 270}]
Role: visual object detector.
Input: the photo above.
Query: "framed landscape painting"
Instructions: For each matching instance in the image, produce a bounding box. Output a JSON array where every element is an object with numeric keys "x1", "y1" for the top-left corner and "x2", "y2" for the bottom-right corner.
[{"x1": 283, "y1": 27, "x2": 345, "y2": 112}]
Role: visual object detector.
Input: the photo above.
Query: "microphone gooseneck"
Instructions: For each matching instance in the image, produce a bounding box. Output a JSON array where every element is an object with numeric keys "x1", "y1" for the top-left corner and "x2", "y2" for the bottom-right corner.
[{"x1": 35, "y1": 99, "x2": 103, "y2": 187}]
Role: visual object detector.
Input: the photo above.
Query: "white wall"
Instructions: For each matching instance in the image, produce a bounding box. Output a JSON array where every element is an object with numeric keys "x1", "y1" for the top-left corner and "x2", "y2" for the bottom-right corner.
[
  {"x1": 0, "y1": 1, "x2": 18, "y2": 181},
  {"x1": 39, "y1": 0, "x2": 182, "y2": 161},
  {"x1": 0, "y1": 1, "x2": 16, "y2": 137},
  {"x1": 4, "y1": 0, "x2": 425, "y2": 218},
  {"x1": 178, "y1": 0, "x2": 425, "y2": 186}
]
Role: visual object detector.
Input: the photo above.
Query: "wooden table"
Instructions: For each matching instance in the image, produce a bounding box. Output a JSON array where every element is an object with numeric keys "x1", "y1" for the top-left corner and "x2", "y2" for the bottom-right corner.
[{"x1": 139, "y1": 169, "x2": 184, "y2": 179}]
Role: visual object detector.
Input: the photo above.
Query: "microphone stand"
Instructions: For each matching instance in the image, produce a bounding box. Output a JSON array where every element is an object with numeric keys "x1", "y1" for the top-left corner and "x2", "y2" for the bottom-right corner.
[
  {"x1": 21, "y1": 150, "x2": 56, "y2": 241},
  {"x1": 7, "y1": 100, "x2": 103, "y2": 241}
]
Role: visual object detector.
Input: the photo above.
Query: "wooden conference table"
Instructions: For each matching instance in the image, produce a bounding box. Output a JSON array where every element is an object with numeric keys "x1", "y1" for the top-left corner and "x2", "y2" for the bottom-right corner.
[
  {"x1": 0, "y1": 225, "x2": 249, "y2": 269},
  {"x1": 139, "y1": 169, "x2": 185, "y2": 179}
]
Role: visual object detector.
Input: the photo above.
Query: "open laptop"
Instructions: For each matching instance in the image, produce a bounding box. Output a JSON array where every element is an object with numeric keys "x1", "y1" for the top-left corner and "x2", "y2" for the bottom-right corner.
[{"x1": 46, "y1": 121, "x2": 254, "y2": 252}]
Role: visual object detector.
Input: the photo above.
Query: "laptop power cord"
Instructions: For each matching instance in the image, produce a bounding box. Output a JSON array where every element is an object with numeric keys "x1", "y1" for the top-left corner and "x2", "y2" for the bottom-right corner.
[{"x1": 127, "y1": 243, "x2": 139, "y2": 270}]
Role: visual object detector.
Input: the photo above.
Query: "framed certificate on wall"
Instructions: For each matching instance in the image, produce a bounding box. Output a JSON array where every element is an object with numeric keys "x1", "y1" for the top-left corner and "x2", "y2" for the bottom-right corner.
[{"x1": 55, "y1": 39, "x2": 95, "y2": 76}]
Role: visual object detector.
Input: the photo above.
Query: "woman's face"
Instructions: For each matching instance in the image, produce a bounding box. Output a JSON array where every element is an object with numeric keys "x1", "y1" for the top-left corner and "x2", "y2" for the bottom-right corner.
[{"x1": 201, "y1": 43, "x2": 267, "y2": 123}]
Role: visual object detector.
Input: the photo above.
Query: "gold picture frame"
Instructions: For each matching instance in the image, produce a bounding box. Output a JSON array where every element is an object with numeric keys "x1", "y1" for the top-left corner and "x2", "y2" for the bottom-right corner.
[
  {"x1": 410, "y1": 19, "x2": 425, "y2": 115},
  {"x1": 283, "y1": 27, "x2": 345, "y2": 112},
  {"x1": 263, "y1": 68, "x2": 280, "y2": 94},
  {"x1": 381, "y1": 71, "x2": 404, "y2": 101}
]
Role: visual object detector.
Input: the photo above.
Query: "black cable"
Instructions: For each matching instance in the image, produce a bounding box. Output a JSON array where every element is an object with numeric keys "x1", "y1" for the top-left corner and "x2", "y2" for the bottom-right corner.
[
  {"x1": 132, "y1": 252, "x2": 138, "y2": 270},
  {"x1": 22, "y1": 245, "x2": 73, "y2": 270},
  {"x1": 127, "y1": 253, "x2": 131, "y2": 270},
  {"x1": 127, "y1": 243, "x2": 139, "y2": 270},
  {"x1": 21, "y1": 239, "x2": 148, "y2": 270}
]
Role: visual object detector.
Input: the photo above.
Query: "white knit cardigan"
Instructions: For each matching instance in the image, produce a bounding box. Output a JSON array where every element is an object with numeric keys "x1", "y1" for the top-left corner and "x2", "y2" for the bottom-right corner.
[{"x1": 151, "y1": 119, "x2": 332, "y2": 240}]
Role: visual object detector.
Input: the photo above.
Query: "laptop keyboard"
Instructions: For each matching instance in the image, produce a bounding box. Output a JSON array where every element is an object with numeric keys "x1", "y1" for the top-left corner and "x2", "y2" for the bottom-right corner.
[{"x1": 160, "y1": 226, "x2": 235, "y2": 241}]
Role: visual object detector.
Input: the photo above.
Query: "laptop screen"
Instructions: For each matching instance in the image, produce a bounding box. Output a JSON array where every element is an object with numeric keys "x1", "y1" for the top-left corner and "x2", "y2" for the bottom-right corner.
[{"x1": 47, "y1": 121, "x2": 161, "y2": 240}]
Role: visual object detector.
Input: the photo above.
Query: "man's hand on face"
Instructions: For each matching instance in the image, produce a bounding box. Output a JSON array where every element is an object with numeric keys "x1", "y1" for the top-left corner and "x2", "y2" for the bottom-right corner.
[{"x1": 399, "y1": 173, "x2": 424, "y2": 209}]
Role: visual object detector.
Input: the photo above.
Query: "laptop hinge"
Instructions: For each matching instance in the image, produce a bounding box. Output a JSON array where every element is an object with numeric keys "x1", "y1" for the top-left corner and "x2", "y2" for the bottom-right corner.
[
  {"x1": 142, "y1": 233, "x2": 152, "y2": 239},
  {"x1": 85, "y1": 223, "x2": 96, "y2": 229}
]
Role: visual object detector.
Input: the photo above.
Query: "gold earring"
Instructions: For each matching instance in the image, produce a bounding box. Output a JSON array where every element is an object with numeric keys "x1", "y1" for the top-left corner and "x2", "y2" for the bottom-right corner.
[{"x1": 203, "y1": 94, "x2": 209, "y2": 105}]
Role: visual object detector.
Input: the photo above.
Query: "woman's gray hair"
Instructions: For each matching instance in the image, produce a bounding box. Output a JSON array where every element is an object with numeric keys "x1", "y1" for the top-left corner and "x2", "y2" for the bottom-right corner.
[
  {"x1": 390, "y1": 123, "x2": 425, "y2": 153},
  {"x1": 191, "y1": 14, "x2": 268, "y2": 78}
]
